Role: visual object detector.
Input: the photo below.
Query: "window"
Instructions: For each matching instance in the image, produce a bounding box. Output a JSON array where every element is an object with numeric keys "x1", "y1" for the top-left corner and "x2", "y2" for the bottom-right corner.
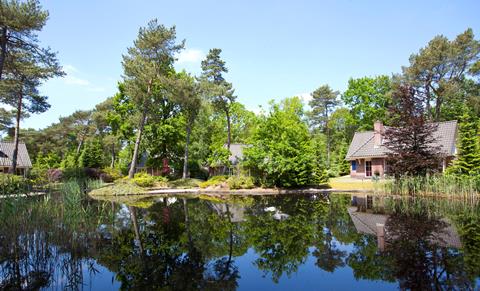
[
  {"x1": 351, "y1": 161, "x2": 357, "y2": 171},
  {"x1": 365, "y1": 161, "x2": 372, "y2": 177}
]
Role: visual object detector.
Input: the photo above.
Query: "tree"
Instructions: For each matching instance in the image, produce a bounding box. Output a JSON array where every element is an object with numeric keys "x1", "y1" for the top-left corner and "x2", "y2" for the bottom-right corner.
[
  {"x1": 446, "y1": 109, "x2": 480, "y2": 176},
  {"x1": 172, "y1": 71, "x2": 201, "y2": 178},
  {"x1": 402, "y1": 29, "x2": 480, "y2": 121},
  {"x1": 78, "y1": 139, "x2": 104, "y2": 168},
  {"x1": 200, "y1": 48, "x2": 236, "y2": 150},
  {"x1": 0, "y1": 108, "x2": 13, "y2": 134},
  {"x1": 342, "y1": 75, "x2": 392, "y2": 130},
  {"x1": 384, "y1": 85, "x2": 441, "y2": 178},
  {"x1": 0, "y1": 50, "x2": 63, "y2": 173},
  {"x1": 308, "y1": 85, "x2": 339, "y2": 167},
  {"x1": 122, "y1": 19, "x2": 184, "y2": 178},
  {"x1": 0, "y1": 0, "x2": 51, "y2": 80},
  {"x1": 244, "y1": 97, "x2": 317, "y2": 187}
]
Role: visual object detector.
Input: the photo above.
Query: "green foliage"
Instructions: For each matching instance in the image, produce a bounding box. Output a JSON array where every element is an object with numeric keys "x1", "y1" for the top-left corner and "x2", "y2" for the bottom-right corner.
[
  {"x1": 199, "y1": 175, "x2": 228, "y2": 188},
  {"x1": 0, "y1": 174, "x2": 31, "y2": 195},
  {"x1": 102, "y1": 167, "x2": 124, "y2": 181},
  {"x1": 79, "y1": 139, "x2": 104, "y2": 168},
  {"x1": 342, "y1": 75, "x2": 391, "y2": 130},
  {"x1": 131, "y1": 172, "x2": 156, "y2": 187},
  {"x1": 308, "y1": 84, "x2": 339, "y2": 132},
  {"x1": 447, "y1": 110, "x2": 480, "y2": 176},
  {"x1": 227, "y1": 175, "x2": 255, "y2": 189},
  {"x1": 244, "y1": 97, "x2": 317, "y2": 187},
  {"x1": 34, "y1": 152, "x2": 61, "y2": 169}
]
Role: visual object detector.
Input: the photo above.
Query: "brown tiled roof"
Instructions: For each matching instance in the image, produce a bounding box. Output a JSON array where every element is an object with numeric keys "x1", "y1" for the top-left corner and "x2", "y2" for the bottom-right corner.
[
  {"x1": 346, "y1": 120, "x2": 457, "y2": 160},
  {"x1": 0, "y1": 142, "x2": 32, "y2": 168}
]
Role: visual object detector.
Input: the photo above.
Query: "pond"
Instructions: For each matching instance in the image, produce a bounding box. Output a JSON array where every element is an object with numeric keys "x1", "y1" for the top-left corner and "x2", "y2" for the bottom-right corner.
[{"x1": 0, "y1": 192, "x2": 479, "y2": 290}]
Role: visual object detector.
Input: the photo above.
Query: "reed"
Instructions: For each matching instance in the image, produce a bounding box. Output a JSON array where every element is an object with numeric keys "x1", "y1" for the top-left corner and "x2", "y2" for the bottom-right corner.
[{"x1": 383, "y1": 174, "x2": 480, "y2": 198}]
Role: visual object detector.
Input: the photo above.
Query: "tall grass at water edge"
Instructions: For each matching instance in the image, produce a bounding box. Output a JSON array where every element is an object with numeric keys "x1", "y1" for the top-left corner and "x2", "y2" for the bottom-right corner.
[{"x1": 383, "y1": 175, "x2": 480, "y2": 199}]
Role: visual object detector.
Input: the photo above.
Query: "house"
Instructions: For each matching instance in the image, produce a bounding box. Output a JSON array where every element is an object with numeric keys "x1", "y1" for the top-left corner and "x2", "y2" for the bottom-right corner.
[
  {"x1": 0, "y1": 142, "x2": 33, "y2": 176},
  {"x1": 346, "y1": 120, "x2": 458, "y2": 178}
]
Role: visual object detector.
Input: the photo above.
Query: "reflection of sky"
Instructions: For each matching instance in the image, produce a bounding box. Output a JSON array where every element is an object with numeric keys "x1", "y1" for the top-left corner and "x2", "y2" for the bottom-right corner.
[{"x1": 235, "y1": 248, "x2": 396, "y2": 291}]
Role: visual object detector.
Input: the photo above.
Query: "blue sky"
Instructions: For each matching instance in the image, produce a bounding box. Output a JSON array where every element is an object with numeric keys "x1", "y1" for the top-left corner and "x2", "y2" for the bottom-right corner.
[{"x1": 21, "y1": 0, "x2": 480, "y2": 129}]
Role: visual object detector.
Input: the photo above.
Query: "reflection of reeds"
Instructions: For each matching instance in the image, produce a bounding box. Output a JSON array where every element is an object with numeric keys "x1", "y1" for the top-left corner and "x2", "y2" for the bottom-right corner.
[
  {"x1": 383, "y1": 175, "x2": 480, "y2": 198},
  {"x1": 0, "y1": 179, "x2": 114, "y2": 289}
]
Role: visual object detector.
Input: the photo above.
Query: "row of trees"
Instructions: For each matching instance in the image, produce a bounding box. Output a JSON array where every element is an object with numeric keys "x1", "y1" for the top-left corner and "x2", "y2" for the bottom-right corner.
[{"x1": 1, "y1": 0, "x2": 479, "y2": 186}]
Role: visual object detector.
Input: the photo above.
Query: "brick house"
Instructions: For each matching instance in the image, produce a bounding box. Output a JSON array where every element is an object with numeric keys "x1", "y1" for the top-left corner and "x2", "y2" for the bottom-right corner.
[{"x1": 345, "y1": 120, "x2": 458, "y2": 178}]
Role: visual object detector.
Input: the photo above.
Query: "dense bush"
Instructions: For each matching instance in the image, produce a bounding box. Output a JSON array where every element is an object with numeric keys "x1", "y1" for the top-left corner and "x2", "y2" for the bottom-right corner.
[
  {"x1": 132, "y1": 172, "x2": 156, "y2": 187},
  {"x1": 100, "y1": 167, "x2": 124, "y2": 182},
  {"x1": 0, "y1": 174, "x2": 31, "y2": 195},
  {"x1": 227, "y1": 176, "x2": 255, "y2": 189},
  {"x1": 199, "y1": 175, "x2": 227, "y2": 188}
]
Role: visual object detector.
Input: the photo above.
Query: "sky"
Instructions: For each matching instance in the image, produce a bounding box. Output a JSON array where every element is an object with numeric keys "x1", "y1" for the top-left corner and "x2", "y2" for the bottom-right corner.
[{"x1": 16, "y1": 0, "x2": 480, "y2": 129}]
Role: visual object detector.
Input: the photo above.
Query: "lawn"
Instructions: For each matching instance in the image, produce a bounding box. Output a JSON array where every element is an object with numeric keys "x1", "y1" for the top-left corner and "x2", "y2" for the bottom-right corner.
[{"x1": 328, "y1": 176, "x2": 388, "y2": 191}]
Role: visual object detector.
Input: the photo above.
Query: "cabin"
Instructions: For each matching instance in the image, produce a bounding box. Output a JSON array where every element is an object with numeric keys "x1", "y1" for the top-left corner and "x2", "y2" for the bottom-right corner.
[
  {"x1": 209, "y1": 143, "x2": 249, "y2": 176},
  {"x1": 0, "y1": 142, "x2": 33, "y2": 176},
  {"x1": 345, "y1": 120, "x2": 458, "y2": 178}
]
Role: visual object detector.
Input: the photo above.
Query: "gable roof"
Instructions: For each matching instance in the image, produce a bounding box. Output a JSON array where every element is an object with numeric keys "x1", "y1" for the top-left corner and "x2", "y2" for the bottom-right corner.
[
  {"x1": 0, "y1": 142, "x2": 33, "y2": 168},
  {"x1": 346, "y1": 120, "x2": 458, "y2": 160}
]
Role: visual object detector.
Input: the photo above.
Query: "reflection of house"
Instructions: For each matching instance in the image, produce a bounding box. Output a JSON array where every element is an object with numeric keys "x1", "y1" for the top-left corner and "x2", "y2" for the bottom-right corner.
[
  {"x1": 0, "y1": 142, "x2": 32, "y2": 176},
  {"x1": 348, "y1": 195, "x2": 462, "y2": 249},
  {"x1": 346, "y1": 120, "x2": 457, "y2": 178}
]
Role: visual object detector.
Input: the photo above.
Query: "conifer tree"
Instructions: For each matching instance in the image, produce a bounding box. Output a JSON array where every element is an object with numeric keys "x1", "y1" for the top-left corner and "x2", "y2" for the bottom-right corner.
[
  {"x1": 200, "y1": 48, "x2": 236, "y2": 150},
  {"x1": 122, "y1": 19, "x2": 184, "y2": 178},
  {"x1": 447, "y1": 109, "x2": 480, "y2": 175}
]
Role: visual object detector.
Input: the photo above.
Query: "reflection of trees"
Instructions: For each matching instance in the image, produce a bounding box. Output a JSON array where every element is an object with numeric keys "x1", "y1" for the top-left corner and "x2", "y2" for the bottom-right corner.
[{"x1": 384, "y1": 211, "x2": 474, "y2": 290}]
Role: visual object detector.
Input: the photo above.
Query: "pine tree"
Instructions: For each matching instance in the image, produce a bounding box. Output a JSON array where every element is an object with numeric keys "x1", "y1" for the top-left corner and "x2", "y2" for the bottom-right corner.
[{"x1": 447, "y1": 109, "x2": 480, "y2": 176}]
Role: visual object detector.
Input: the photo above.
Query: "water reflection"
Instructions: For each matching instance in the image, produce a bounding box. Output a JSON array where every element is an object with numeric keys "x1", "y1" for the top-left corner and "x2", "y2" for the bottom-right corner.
[{"x1": 0, "y1": 193, "x2": 479, "y2": 290}]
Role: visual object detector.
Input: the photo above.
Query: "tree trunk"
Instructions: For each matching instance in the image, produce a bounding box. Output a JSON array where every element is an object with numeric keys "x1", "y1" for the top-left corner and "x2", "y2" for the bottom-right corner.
[
  {"x1": 226, "y1": 109, "x2": 231, "y2": 150},
  {"x1": 128, "y1": 106, "x2": 148, "y2": 179},
  {"x1": 182, "y1": 121, "x2": 192, "y2": 179},
  {"x1": 0, "y1": 27, "x2": 7, "y2": 80},
  {"x1": 110, "y1": 143, "x2": 115, "y2": 168},
  {"x1": 129, "y1": 206, "x2": 144, "y2": 254},
  {"x1": 9, "y1": 90, "x2": 22, "y2": 174}
]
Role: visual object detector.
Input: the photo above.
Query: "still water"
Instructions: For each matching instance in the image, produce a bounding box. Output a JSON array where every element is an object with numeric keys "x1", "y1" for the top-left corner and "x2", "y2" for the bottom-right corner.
[{"x1": 0, "y1": 193, "x2": 479, "y2": 290}]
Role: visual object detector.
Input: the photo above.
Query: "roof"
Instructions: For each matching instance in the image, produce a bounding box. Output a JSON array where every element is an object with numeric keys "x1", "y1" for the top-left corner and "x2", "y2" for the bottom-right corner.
[
  {"x1": 346, "y1": 120, "x2": 457, "y2": 160},
  {"x1": 0, "y1": 142, "x2": 33, "y2": 168},
  {"x1": 347, "y1": 207, "x2": 462, "y2": 249}
]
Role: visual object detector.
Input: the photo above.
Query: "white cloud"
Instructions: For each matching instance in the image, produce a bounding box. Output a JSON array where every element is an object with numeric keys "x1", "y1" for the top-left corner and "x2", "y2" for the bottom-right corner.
[
  {"x1": 64, "y1": 75, "x2": 90, "y2": 86},
  {"x1": 176, "y1": 49, "x2": 204, "y2": 64},
  {"x1": 297, "y1": 92, "x2": 312, "y2": 103},
  {"x1": 63, "y1": 64, "x2": 79, "y2": 74}
]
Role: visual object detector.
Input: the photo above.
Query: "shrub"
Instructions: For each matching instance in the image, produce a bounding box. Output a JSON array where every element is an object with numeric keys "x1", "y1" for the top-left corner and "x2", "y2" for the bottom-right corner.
[
  {"x1": 47, "y1": 168, "x2": 63, "y2": 182},
  {"x1": 199, "y1": 175, "x2": 228, "y2": 188},
  {"x1": 227, "y1": 176, "x2": 255, "y2": 189},
  {"x1": 153, "y1": 175, "x2": 169, "y2": 187},
  {"x1": 0, "y1": 174, "x2": 31, "y2": 195},
  {"x1": 101, "y1": 167, "x2": 123, "y2": 182},
  {"x1": 132, "y1": 172, "x2": 155, "y2": 187},
  {"x1": 29, "y1": 168, "x2": 49, "y2": 186}
]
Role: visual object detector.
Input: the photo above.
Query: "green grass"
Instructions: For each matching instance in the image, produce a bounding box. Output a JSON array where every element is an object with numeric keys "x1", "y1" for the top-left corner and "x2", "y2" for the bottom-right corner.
[
  {"x1": 89, "y1": 180, "x2": 146, "y2": 196},
  {"x1": 167, "y1": 178, "x2": 203, "y2": 189}
]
